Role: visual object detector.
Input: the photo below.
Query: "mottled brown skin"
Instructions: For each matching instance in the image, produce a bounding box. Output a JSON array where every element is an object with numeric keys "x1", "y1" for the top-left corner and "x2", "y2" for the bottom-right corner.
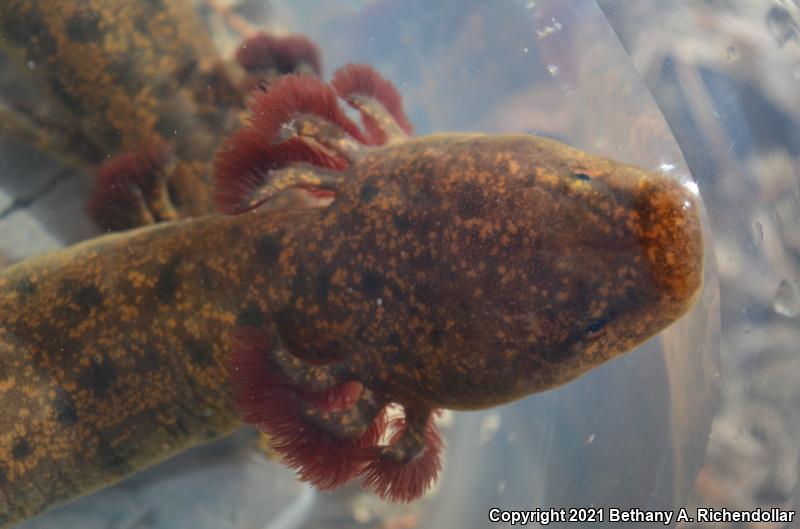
[
  {"x1": 0, "y1": 211, "x2": 295, "y2": 526},
  {"x1": 0, "y1": 131, "x2": 702, "y2": 525},
  {"x1": 274, "y1": 133, "x2": 703, "y2": 409},
  {"x1": 0, "y1": 0, "x2": 244, "y2": 220}
]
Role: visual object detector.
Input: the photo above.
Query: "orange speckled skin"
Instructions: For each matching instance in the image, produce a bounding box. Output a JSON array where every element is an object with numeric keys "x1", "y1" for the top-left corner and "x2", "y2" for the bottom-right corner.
[
  {"x1": 276, "y1": 133, "x2": 703, "y2": 409},
  {"x1": 0, "y1": 132, "x2": 702, "y2": 525},
  {"x1": 0, "y1": 0, "x2": 244, "y2": 219},
  {"x1": 0, "y1": 211, "x2": 296, "y2": 526}
]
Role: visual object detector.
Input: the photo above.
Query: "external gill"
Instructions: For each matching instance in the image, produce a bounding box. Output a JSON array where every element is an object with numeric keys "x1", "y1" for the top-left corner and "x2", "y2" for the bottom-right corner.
[
  {"x1": 230, "y1": 327, "x2": 388, "y2": 490},
  {"x1": 331, "y1": 63, "x2": 415, "y2": 145},
  {"x1": 218, "y1": 63, "x2": 440, "y2": 501},
  {"x1": 360, "y1": 408, "x2": 443, "y2": 502},
  {"x1": 230, "y1": 327, "x2": 443, "y2": 501},
  {"x1": 86, "y1": 143, "x2": 181, "y2": 230},
  {"x1": 213, "y1": 64, "x2": 414, "y2": 214}
]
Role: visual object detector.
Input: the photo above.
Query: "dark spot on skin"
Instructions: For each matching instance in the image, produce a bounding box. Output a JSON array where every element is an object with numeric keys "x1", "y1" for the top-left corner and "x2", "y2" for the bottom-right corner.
[
  {"x1": 392, "y1": 213, "x2": 412, "y2": 233},
  {"x1": 341, "y1": 211, "x2": 365, "y2": 234},
  {"x1": 414, "y1": 281, "x2": 440, "y2": 308},
  {"x1": 133, "y1": 15, "x2": 150, "y2": 35},
  {"x1": 0, "y1": 12, "x2": 32, "y2": 44},
  {"x1": 80, "y1": 358, "x2": 117, "y2": 396},
  {"x1": 272, "y1": 308, "x2": 293, "y2": 336},
  {"x1": 54, "y1": 394, "x2": 79, "y2": 426},
  {"x1": 15, "y1": 278, "x2": 37, "y2": 296},
  {"x1": 388, "y1": 332, "x2": 403, "y2": 348},
  {"x1": 58, "y1": 279, "x2": 81, "y2": 298},
  {"x1": 361, "y1": 270, "x2": 384, "y2": 298},
  {"x1": 49, "y1": 79, "x2": 83, "y2": 117},
  {"x1": 174, "y1": 58, "x2": 199, "y2": 87},
  {"x1": 140, "y1": 347, "x2": 161, "y2": 371},
  {"x1": 410, "y1": 214, "x2": 435, "y2": 238},
  {"x1": 153, "y1": 79, "x2": 179, "y2": 99},
  {"x1": 156, "y1": 259, "x2": 180, "y2": 303},
  {"x1": 429, "y1": 328, "x2": 443, "y2": 347},
  {"x1": 387, "y1": 280, "x2": 408, "y2": 303},
  {"x1": 174, "y1": 415, "x2": 190, "y2": 435},
  {"x1": 573, "y1": 172, "x2": 592, "y2": 182},
  {"x1": 73, "y1": 285, "x2": 104, "y2": 311},
  {"x1": 107, "y1": 58, "x2": 145, "y2": 96},
  {"x1": 96, "y1": 439, "x2": 129, "y2": 474},
  {"x1": 410, "y1": 250, "x2": 436, "y2": 275},
  {"x1": 185, "y1": 339, "x2": 212, "y2": 366},
  {"x1": 457, "y1": 182, "x2": 487, "y2": 219},
  {"x1": 3, "y1": 10, "x2": 56, "y2": 55},
  {"x1": 228, "y1": 225, "x2": 244, "y2": 242},
  {"x1": 360, "y1": 182, "x2": 379, "y2": 203},
  {"x1": 290, "y1": 266, "x2": 306, "y2": 300},
  {"x1": 314, "y1": 270, "x2": 331, "y2": 305},
  {"x1": 256, "y1": 234, "x2": 282, "y2": 266},
  {"x1": 55, "y1": 281, "x2": 103, "y2": 325},
  {"x1": 57, "y1": 338, "x2": 80, "y2": 360},
  {"x1": 199, "y1": 265, "x2": 220, "y2": 290},
  {"x1": 66, "y1": 10, "x2": 102, "y2": 42},
  {"x1": 236, "y1": 303, "x2": 265, "y2": 327},
  {"x1": 11, "y1": 438, "x2": 32, "y2": 460},
  {"x1": 540, "y1": 341, "x2": 582, "y2": 363}
]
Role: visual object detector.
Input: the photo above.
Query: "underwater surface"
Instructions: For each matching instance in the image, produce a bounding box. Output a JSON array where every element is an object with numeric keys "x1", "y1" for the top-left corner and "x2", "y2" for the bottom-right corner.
[{"x1": 0, "y1": 0, "x2": 797, "y2": 528}]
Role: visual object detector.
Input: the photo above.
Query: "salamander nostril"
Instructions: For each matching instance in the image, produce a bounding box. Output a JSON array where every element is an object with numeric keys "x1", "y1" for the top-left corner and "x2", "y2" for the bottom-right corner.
[{"x1": 573, "y1": 172, "x2": 592, "y2": 182}]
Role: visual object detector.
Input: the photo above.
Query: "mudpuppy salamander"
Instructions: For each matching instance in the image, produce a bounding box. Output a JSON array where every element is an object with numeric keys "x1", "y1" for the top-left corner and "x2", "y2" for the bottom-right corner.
[
  {"x1": 0, "y1": 64, "x2": 704, "y2": 526},
  {"x1": 0, "y1": 0, "x2": 321, "y2": 230}
]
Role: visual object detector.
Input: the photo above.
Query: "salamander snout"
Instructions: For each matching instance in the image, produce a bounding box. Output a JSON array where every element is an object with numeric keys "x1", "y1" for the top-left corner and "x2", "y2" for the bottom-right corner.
[{"x1": 632, "y1": 175, "x2": 704, "y2": 322}]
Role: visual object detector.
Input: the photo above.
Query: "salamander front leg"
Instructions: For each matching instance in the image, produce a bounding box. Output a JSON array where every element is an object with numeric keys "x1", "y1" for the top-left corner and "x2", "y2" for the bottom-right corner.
[
  {"x1": 230, "y1": 328, "x2": 387, "y2": 488},
  {"x1": 86, "y1": 144, "x2": 181, "y2": 230},
  {"x1": 213, "y1": 64, "x2": 415, "y2": 215},
  {"x1": 230, "y1": 328, "x2": 444, "y2": 500},
  {"x1": 360, "y1": 405, "x2": 443, "y2": 502}
]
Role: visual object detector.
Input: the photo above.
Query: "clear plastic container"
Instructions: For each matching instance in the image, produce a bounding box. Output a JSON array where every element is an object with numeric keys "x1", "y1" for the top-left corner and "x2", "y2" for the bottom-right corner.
[{"x1": 2, "y1": 0, "x2": 798, "y2": 528}]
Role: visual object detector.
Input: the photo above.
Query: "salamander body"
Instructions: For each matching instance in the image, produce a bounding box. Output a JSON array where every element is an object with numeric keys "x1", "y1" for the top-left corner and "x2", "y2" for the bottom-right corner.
[
  {"x1": 0, "y1": 65, "x2": 703, "y2": 525},
  {"x1": 0, "y1": 0, "x2": 320, "y2": 229}
]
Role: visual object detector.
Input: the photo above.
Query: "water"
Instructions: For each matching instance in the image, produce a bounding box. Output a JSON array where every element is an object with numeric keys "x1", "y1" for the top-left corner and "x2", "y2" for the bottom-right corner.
[{"x1": 2, "y1": 0, "x2": 799, "y2": 528}]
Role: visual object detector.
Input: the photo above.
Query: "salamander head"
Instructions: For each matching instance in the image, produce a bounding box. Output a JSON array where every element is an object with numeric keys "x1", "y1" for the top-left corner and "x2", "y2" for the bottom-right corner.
[
  {"x1": 288, "y1": 133, "x2": 704, "y2": 409},
  {"x1": 220, "y1": 67, "x2": 703, "y2": 502}
]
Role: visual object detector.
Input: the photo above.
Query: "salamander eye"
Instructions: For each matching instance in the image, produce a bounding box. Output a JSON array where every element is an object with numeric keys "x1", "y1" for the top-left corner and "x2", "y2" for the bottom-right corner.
[
  {"x1": 584, "y1": 318, "x2": 608, "y2": 338},
  {"x1": 573, "y1": 172, "x2": 592, "y2": 182}
]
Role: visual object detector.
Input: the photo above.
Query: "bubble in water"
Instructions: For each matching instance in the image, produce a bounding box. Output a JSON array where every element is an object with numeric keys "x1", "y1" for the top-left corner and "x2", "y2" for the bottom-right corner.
[
  {"x1": 497, "y1": 481, "x2": 507, "y2": 495},
  {"x1": 547, "y1": 64, "x2": 560, "y2": 77},
  {"x1": 773, "y1": 277, "x2": 800, "y2": 318},
  {"x1": 351, "y1": 502, "x2": 373, "y2": 524},
  {"x1": 525, "y1": 0, "x2": 536, "y2": 9},
  {"x1": 537, "y1": 18, "x2": 563, "y2": 38},
  {"x1": 479, "y1": 412, "x2": 501, "y2": 445}
]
